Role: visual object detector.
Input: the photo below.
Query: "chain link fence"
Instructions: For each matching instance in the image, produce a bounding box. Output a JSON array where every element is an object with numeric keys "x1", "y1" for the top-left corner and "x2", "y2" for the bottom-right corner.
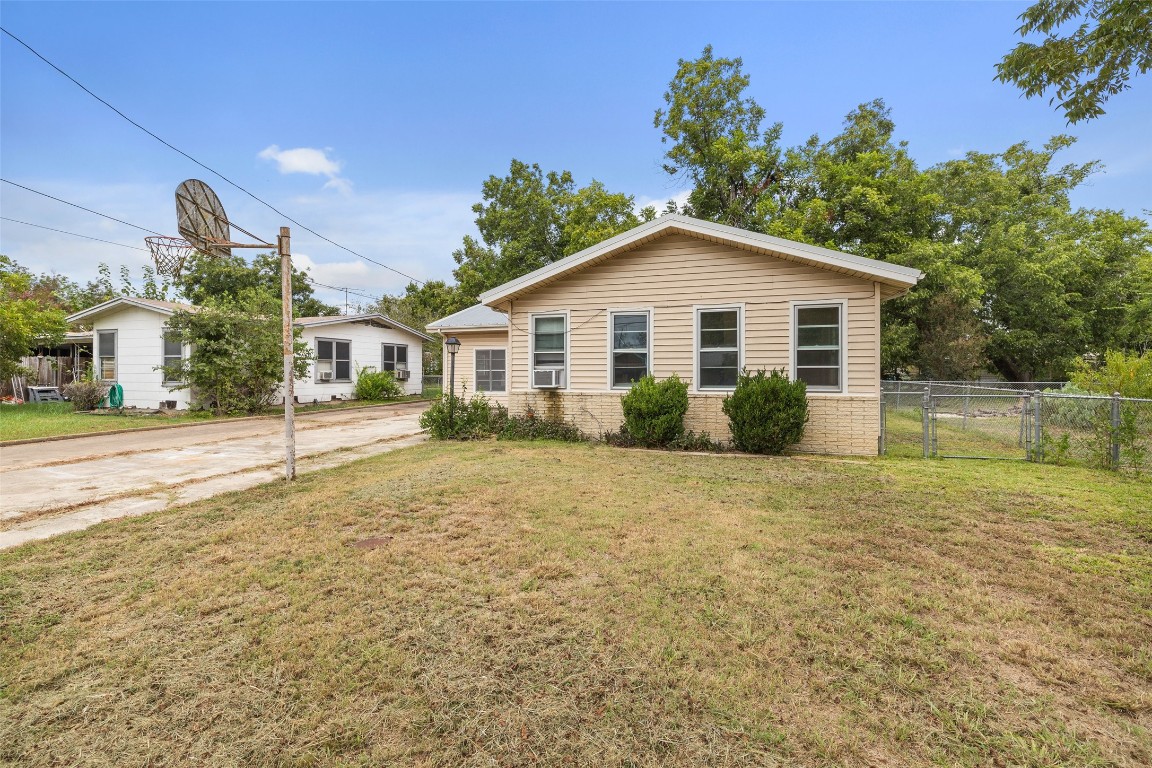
[{"x1": 880, "y1": 381, "x2": 1151, "y2": 473}]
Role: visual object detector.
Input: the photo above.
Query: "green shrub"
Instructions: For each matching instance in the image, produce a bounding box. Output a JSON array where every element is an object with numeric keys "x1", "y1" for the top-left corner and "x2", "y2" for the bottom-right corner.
[
  {"x1": 619, "y1": 374, "x2": 689, "y2": 447},
  {"x1": 354, "y1": 367, "x2": 403, "y2": 401},
  {"x1": 722, "y1": 369, "x2": 808, "y2": 455},
  {"x1": 498, "y1": 411, "x2": 584, "y2": 442},
  {"x1": 1069, "y1": 350, "x2": 1152, "y2": 399},
  {"x1": 62, "y1": 376, "x2": 108, "y2": 411},
  {"x1": 419, "y1": 388, "x2": 501, "y2": 440},
  {"x1": 604, "y1": 428, "x2": 723, "y2": 452}
]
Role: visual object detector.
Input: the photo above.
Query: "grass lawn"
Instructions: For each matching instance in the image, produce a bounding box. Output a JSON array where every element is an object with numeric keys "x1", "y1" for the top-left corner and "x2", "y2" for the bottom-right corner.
[
  {"x1": 2, "y1": 442, "x2": 1150, "y2": 766},
  {"x1": 0, "y1": 396, "x2": 428, "y2": 443}
]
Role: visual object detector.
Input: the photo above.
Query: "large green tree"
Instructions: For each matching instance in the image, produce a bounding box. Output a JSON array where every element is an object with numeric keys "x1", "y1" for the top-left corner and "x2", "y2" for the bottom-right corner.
[
  {"x1": 176, "y1": 251, "x2": 338, "y2": 317},
  {"x1": 0, "y1": 255, "x2": 68, "y2": 382},
  {"x1": 654, "y1": 45, "x2": 782, "y2": 229},
  {"x1": 389, "y1": 159, "x2": 647, "y2": 321},
  {"x1": 996, "y1": 0, "x2": 1152, "y2": 123}
]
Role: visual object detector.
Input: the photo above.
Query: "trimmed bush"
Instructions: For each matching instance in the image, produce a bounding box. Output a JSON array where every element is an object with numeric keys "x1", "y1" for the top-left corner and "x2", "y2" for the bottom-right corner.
[
  {"x1": 619, "y1": 374, "x2": 689, "y2": 447},
  {"x1": 354, "y1": 368, "x2": 403, "y2": 401},
  {"x1": 722, "y1": 369, "x2": 808, "y2": 454}
]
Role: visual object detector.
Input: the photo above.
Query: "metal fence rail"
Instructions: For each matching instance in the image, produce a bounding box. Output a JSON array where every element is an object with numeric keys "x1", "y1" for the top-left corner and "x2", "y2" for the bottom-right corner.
[{"x1": 880, "y1": 381, "x2": 1151, "y2": 473}]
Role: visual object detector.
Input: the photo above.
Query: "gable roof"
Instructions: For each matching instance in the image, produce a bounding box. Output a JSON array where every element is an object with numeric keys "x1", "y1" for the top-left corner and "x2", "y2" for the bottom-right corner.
[
  {"x1": 426, "y1": 303, "x2": 508, "y2": 331},
  {"x1": 477, "y1": 214, "x2": 924, "y2": 305},
  {"x1": 68, "y1": 299, "x2": 432, "y2": 342},
  {"x1": 66, "y1": 296, "x2": 194, "y2": 323},
  {"x1": 295, "y1": 313, "x2": 434, "y2": 342}
]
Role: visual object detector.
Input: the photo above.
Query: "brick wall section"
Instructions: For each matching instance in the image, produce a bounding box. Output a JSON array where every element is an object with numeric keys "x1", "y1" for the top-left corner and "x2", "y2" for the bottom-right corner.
[{"x1": 507, "y1": 392, "x2": 880, "y2": 456}]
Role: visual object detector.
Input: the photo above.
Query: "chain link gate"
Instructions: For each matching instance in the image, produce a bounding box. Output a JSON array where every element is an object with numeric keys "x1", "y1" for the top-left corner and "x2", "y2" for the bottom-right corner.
[{"x1": 925, "y1": 390, "x2": 1034, "y2": 461}]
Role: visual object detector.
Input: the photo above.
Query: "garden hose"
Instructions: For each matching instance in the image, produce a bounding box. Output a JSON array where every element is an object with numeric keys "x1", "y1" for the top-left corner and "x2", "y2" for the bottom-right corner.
[{"x1": 106, "y1": 383, "x2": 124, "y2": 409}]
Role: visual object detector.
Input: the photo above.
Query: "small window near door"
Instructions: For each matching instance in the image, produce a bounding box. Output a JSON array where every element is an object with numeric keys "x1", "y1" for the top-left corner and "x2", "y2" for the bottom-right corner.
[
  {"x1": 316, "y1": 338, "x2": 351, "y2": 382},
  {"x1": 162, "y1": 332, "x2": 183, "y2": 384},
  {"x1": 97, "y1": 330, "x2": 117, "y2": 380},
  {"x1": 382, "y1": 344, "x2": 408, "y2": 372},
  {"x1": 475, "y1": 349, "x2": 506, "y2": 393}
]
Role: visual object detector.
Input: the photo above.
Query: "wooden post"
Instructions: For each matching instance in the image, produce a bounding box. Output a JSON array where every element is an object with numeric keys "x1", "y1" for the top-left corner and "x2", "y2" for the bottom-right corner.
[{"x1": 280, "y1": 226, "x2": 296, "y2": 480}]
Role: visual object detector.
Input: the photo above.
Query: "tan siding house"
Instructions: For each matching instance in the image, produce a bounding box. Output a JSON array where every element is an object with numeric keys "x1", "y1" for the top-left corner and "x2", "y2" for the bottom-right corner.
[
  {"x1": 429, "y1": 215, "x2": 921, "y2": 455},
  {"x1": 426, "y1": 304, "x2": 510, "y2": 405}
]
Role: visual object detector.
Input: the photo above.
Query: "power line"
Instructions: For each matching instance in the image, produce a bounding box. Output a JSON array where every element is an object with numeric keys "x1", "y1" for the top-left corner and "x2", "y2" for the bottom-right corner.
[
  {"x1": 1, "y1": 26, "x2": 425, "y2": 286},
  {"x1": 0, "y1": 216, "x2": 149, "y2": 250},
  {"x1": 1, "y1": 178, "x2": 165, "y2": 236}
]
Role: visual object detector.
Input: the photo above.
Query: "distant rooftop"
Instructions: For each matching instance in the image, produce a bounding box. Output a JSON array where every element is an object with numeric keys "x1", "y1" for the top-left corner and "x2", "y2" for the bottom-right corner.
[{"x1": 426, "y1": 303, "x2": 508, "y2": 330}]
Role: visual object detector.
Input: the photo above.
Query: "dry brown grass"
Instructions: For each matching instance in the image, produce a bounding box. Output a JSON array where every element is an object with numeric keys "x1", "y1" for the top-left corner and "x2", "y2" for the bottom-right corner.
[{"x1": 2, "y1": 441, "x2": 1150, "y2": 767}]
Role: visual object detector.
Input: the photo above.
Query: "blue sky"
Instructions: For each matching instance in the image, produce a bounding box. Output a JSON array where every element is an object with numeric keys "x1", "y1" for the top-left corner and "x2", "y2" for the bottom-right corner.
[{"x1": 2, "y1": 1, "x2": 1149, "y2": 307}]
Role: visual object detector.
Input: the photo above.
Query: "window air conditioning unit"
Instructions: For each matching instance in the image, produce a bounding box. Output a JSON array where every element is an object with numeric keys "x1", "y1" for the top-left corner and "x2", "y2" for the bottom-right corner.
[
  {"x1": 394, "y1": 369, "x2": 411, "y2": 381},
  {"x1": 533, "y1": 368, "x2": 564, "y2": 388},
  {"x1": 319, "y1": 371, "x2": 334, "y2": 381}
]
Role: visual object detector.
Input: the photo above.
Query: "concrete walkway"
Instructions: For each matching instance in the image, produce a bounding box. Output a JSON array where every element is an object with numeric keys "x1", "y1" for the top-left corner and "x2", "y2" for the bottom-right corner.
[{"x1": 0, "y1": 403, "x2": 428, "y2": 550}]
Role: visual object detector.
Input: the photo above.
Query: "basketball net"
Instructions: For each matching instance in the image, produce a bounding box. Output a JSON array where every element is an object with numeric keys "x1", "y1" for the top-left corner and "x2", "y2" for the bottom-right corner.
[{"x1": 145, "y1": 236, "x2": 195, "y2": 277}]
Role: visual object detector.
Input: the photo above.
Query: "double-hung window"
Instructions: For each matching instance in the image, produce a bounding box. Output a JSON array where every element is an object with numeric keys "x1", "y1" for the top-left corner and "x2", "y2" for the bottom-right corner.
[
  {"x1": 697, "y1": 308, "x2": 740, "y2": 389},
  {"x1": 316, "y1": 338, "x2": 351, "y2": 382},
  {"x1": 162, "y1": 331, "x2": 183, "y2": 384},
  {"x1": 97, "y1": 330, "x2": 117, "y2": 380},
  {"x1": 610, "y1": 311, "x2": 649, "y2": 387},
  {"x1": 794, "y1": 303, "x2": 843, "y2": 391},
  {"x1": 475, "y1": 349, "x2": 506, "y2": 393},
  {"x1": 381, "y1": 344, "x2": 408, "y2": 372},
  {"x1": 532, "y1": 315, "x2": 565, "y2": 366}
]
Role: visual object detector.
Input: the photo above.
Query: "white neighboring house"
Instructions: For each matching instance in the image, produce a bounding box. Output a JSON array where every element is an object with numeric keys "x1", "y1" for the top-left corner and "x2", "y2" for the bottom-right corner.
[{"x1": 65, "y1": 297, "x2": 431, "y2": 409}]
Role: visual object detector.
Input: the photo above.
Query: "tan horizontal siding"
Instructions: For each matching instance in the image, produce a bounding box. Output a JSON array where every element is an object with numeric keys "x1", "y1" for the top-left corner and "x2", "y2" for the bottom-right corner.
[
  {"x1": 441, "y1": 329, "x2": 510, "y2": 404},
  {"x1": 507, "y1": 233, "x2": 881, "y2": 394}
]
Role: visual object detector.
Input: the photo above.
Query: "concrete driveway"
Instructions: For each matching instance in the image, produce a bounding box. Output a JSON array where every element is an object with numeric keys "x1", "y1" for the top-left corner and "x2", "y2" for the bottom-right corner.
[{"x1": 0, "y1": 402, "x2": 428, "y2": 549}]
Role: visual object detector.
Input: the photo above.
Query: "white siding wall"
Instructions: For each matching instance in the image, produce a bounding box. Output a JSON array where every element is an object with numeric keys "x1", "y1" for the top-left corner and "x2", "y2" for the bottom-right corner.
[
  {"x1": 91, "y1": 307, "x2": 191, "y2": 410},
  {"x1": 290, "y1": 322, "x2": 425, "y2": 403}
]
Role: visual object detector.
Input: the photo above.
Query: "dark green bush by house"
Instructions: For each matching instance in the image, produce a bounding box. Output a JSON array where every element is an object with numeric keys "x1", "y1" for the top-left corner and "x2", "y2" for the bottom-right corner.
[
  {"x1": 619, "y1": 374, "x2": 689, "y2": 447},
  {"x1": 353, "y1": 368, "x2": 403, "y2": 401},
  {"x1": 723, "y1": 369, "x2": 808, "y2": 454}
]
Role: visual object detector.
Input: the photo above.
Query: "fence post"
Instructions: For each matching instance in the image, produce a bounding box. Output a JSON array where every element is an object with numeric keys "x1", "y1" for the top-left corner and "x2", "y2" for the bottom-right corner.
[
  {"x1": 1111, "y1": 391, "x2": 1122, "y2": 470},
  {"x1": 922, "y1": 390, "x2": 931, "y2": 459},
  {"x1": 963, "y1": 384, "x2": 970, "y2": 430},
  {"x1": 1032, "y1": 390, "x2": 1043, "y2": 463},
  {"x1": 1027, "y1": 393, "x2": 1036, "y2": 460}
]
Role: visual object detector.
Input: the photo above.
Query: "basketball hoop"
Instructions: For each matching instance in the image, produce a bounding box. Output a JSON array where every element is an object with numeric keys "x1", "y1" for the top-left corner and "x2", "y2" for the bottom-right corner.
[{"x1": 145, "y1": 235, "x2": 195, "y2": 277}]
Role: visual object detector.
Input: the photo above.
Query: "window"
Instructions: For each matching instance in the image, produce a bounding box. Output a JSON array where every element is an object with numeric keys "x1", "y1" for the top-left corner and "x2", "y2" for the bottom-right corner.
[
  {"x1": 97, "y1": 330, "x2": 116, "y2": 380},
  {"x1": 162, "y1": 332, "x2": 183, "y2": 384},
  {"x1": 475, "y1": 349, "x2": 506, "y2": 393},
  {"x1": 794, "y1": 304, "x2": 842, "y2": 391},
  {"x1": 610, "y1": 312, "x2": 649, "y2": 387},
  {"x1": 697, "y1": 308, "x2": 740, "y2": 389},
  {"x1": 381, "y1": 344, "x2": 408, "y2": 372},
  {"x1": 316, "y1": 338, "x2": 351, "y2": 382},
  {"x1": 532, "y1": 315, "x2": 566, "y2": 370}
]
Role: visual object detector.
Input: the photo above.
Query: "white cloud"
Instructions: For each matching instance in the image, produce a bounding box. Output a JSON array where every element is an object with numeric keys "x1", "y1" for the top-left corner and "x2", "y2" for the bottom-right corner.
[
  {"x1": 634, "y1": 188, "x2": 691, "y2": 216},
  {"x1": 258, "y1": 145, "x2": 343, "y2": 177}
]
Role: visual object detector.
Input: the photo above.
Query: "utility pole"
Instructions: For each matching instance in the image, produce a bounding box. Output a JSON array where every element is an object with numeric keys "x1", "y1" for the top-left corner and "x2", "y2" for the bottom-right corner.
[{"x1": 279, "y1": 226, "x2": 296, "y2": 480}]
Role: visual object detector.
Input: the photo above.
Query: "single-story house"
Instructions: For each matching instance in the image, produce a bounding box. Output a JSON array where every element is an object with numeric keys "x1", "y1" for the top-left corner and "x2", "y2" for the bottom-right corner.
[
  {"x1": 65, "y1": 297, "x2": 431, "y2": 409},
  {"x1": 427, "y1": 214, "x2": 923, "y2": 455}
]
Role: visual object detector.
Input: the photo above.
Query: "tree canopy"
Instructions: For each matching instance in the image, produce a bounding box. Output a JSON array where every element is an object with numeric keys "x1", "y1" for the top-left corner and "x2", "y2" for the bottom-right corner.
[
  {"x1": 0, "y1": 255, "x2": 68, "y2": 382},
  {"x1": 996, "y1": 0, "x2": 1152, "y2": 123},
  {"x1": 175, "y1": 251, "x2": 338, "y2": 318}
]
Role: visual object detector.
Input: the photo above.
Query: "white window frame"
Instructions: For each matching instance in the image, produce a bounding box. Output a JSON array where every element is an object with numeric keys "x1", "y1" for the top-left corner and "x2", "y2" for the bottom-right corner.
[
  {"x1": 790, "y1": 299, "x2": 846, "y2": 394},
  {"x1": 693, "y1": 304, "x2": 744, "y2": 392},
  {"x1": 97, "y1": 329, "x2": 117, "y2": 381},
  {"x1": 381, "y1": 343, "x2": 409, "y2": 373},
  {"x1": 530, "y1": 311, "x2": 569, "y2": 390},
  {"x1": 474, "y1": 347, "x2": 508, "y2": 394},
  {"x1": 607, "y1": 308, "x2": 653, "y2": 389},
  {"x1": 161, "y1": 329, "x2": 185, "y2": 385},
  {"x1": 315, "y1": 337, "x2": 352, "y2": 383}
]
